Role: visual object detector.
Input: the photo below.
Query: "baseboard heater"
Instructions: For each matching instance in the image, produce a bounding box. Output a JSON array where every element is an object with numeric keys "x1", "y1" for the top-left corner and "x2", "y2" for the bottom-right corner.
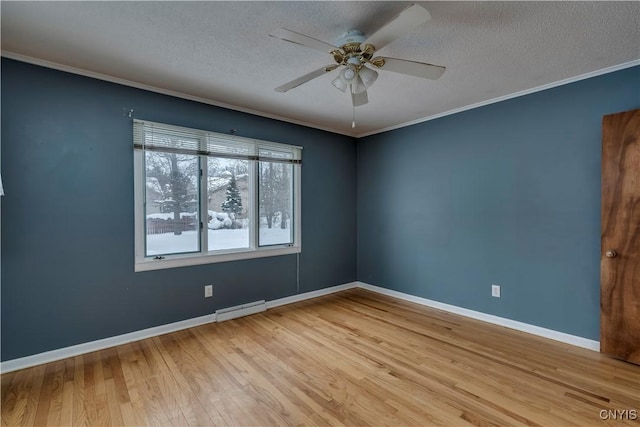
[{"x1": 215, "y1": 300, "x2": 267, "y2": 322}]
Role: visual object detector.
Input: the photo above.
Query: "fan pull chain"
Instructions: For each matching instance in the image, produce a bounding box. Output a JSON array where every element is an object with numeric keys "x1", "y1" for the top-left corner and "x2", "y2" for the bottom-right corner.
[{"x1": 352, "y1": 104, "x2": 356, "y2": 129}]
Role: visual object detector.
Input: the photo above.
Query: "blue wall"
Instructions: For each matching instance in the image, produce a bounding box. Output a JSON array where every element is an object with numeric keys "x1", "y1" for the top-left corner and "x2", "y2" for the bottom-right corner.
[
  {"x1": 358, "y1": 66, "x2": 640, "y2": 340},
  {"x1": 1, "y1": 58, "x2": 357, "y2": 361},
  {"x1": 3, "y1": 58, "x2": 638, "y2": 361}
]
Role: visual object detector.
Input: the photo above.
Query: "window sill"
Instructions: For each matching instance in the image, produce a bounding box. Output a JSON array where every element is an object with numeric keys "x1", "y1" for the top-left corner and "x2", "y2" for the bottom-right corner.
[{"x1": 135, "y1": 245, "x2": 301, "y2": 272}]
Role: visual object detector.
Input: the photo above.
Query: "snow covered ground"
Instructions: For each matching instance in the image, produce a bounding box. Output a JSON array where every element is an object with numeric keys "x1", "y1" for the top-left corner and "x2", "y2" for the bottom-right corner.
[{"x1": 146, "y1": 227, "x2": 292, "y2": 255}]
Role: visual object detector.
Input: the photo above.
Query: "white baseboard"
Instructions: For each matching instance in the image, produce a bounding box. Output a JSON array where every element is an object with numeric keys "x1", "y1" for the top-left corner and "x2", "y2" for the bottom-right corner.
[
  {"x1": 216, "y1": 300, "x2": 266, "y2": 322},
  {"x1": 0, "y1": 282, "x2": 358, "y2": 374},
  {"x1": 266, "y1": 282, "x2": 358, "y2": 309},
  {"x1": 1, "y1": 280, "x2": 598, "y2": 373},
  {"x1": 356, "y1": 282, "x2": 600, "y2": 351},
  {"x1": 0, "y1": 313, "x2": 217, "y2": 374}
]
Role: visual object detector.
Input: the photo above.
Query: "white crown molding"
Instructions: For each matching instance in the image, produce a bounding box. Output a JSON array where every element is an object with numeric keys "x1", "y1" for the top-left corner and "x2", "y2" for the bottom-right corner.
[
  {"x1": 0, "y1": 281, "x2": 598, "y2": 374},
  {"x1": 355, "y1": 59, "x2": 640, "y2": 138},
  {"x1": 4, "y1": 51, "x2": 637, "y2": 140},
  {"x1": 0, "y1": 51, "x2": 353, "y2": 138}
]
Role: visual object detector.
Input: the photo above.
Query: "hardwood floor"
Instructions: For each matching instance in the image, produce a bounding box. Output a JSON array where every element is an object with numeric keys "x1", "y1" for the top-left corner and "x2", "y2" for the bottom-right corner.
[{"x1": 2, "y1": 288, "x2": 639, "y2": 426}]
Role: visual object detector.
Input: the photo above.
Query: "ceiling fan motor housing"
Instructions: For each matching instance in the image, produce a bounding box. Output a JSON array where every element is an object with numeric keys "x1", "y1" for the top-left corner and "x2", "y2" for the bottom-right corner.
[
  {"x1": 336, "y1": 30, "x2": 366, "y2": 47},
  {"x1": 331, "y1": 30, "x2": 376, "y2": 68}
]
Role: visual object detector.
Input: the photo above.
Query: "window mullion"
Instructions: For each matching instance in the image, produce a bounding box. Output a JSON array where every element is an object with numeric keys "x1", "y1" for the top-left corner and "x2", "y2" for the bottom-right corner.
[
  {"x1": 200, "y1": 155, "x2": 208, "y2": 254},
  {"x1": 134, "y1": 150, "x2": 146, "y2": 261},
  {"x1": 294, "y1": 164, "x2": 302, "y2": 247},
  {"x1": 250, "y1": 159, "x2": 258, "y2": 249}
]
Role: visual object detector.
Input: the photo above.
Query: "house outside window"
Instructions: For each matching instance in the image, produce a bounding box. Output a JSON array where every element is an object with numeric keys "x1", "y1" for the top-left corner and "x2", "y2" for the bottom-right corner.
[{"x1": 133, "y1": 120, "x2": 301, "y2": 271}]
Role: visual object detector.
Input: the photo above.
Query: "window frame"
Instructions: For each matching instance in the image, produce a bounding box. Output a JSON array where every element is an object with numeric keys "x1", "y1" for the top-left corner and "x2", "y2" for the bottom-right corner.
[{"x1": 133, "y1": 120, "x2": 301, "y2": 272}]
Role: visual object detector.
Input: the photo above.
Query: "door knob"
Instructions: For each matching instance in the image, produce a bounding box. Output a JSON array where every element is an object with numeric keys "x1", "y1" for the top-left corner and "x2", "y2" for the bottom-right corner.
[{"x1": 605, "y1": 250, "x2": 617, "y2": 258}]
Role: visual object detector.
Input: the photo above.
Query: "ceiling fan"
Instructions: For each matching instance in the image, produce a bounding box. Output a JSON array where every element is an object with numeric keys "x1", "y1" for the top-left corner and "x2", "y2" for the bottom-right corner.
[{"x1": 269, "y1": 4, "x2": 445, "y2": 119}]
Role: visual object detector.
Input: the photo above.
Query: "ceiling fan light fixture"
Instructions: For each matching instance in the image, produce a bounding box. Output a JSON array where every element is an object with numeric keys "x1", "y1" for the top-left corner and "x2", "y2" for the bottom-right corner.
[
  {"x1": 359, "y1": 66, "x2": 378, "y2": 88},
  {"x1": 332, "y1": 67, "x2": 357, "y2": 92},
  {"x1": 351, "y1": 74, "x2": 367, "y2": 95},
  {"x1": 331, "y1": 74, "x2": 349, "y2": 92},
  {"x1": 342, "y1": 67, "x2": 356, "y2": 81}
]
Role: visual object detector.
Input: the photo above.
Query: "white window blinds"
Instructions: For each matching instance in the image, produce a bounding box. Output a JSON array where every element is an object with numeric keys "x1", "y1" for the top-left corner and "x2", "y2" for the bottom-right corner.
[{"x1": 133, "y1": 119, "x2": 302, "y2": 164}]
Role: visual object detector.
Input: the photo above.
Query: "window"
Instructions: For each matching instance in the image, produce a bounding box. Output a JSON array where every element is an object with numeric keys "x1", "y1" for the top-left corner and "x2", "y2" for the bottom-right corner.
[{"x1": 133, "y1": 120, "x2": 301, "y2": 271}]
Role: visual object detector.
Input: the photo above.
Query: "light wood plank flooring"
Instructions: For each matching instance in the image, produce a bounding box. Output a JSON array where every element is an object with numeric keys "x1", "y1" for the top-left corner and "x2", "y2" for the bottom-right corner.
[{"x1": 2, "y1": 289, "x2": 639, "y2": 426}]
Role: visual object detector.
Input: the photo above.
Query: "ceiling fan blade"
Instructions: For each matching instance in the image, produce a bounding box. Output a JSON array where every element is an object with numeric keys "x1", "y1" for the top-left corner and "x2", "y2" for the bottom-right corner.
[
  {"x1": 275, "y1": 65, "x2": 338, "y2": 92},
  {"x1": 351, "y1": 89, "x2": 368, "y2": 107},
  {"x1": 270, "y1": 28, "x2": 337, "y2": 53},
  {"x1": 362, "y1": 4, "x2": 431, "y2": 51},
  {"x1": 376, "y1": 57, "x2": 445, "y2": 80}
]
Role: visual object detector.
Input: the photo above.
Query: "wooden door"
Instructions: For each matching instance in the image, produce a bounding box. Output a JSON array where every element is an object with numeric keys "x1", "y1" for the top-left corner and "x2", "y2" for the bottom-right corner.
[{"x1": 601, "y1": 108, "x2": 640, "y2": 365}]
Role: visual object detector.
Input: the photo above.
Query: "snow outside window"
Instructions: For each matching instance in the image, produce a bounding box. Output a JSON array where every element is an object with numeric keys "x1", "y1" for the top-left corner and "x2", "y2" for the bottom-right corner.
[{"x1": 133, "y1": 120, "x2": 301, "y2": 272}]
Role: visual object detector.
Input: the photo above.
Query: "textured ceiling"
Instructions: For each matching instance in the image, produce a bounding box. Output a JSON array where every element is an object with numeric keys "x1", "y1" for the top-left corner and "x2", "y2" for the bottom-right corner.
[{"x1": 2, "y1": 1, "x2": 639, "y2": 137}]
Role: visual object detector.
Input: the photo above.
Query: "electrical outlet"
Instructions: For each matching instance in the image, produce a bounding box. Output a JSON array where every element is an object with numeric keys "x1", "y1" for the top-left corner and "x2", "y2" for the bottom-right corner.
[
  {"x1": 491, "y1": 284, "x2": 501, "y2": 298},
  {"x1": 204, "y1": 285, "x2": 213, "y2": 298}
]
